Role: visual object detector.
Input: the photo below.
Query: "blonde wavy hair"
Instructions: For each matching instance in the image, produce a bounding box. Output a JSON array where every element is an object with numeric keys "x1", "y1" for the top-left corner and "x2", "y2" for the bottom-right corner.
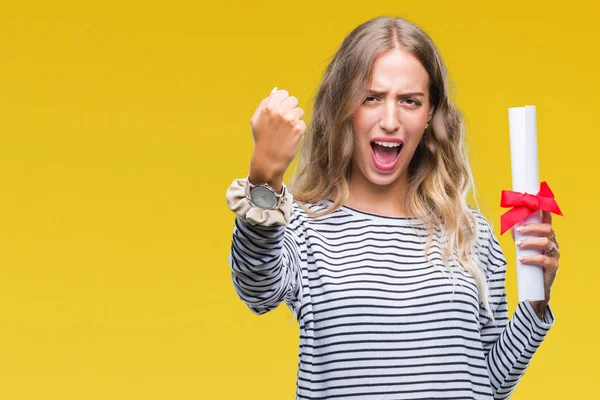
[{"x1": 290, "y1": 16, "x2": 493, "y2": 317}]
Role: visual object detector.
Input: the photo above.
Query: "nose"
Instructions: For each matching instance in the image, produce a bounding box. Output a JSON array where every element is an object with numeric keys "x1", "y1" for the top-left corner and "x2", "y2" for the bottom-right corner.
[{"x1": 378, "y1": 101, "x2": 400, "y2": 133}]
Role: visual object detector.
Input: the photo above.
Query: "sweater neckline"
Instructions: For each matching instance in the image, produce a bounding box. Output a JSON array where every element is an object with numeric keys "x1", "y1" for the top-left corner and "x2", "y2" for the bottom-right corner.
[{"x1": 318, "y1": 200, "x2": 426, "y2": 225}]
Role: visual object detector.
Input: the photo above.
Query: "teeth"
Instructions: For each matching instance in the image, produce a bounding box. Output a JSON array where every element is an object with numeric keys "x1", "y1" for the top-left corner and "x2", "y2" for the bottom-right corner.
[{"x1": 373, "y1": 141, "x2": 402, "y2": 147}]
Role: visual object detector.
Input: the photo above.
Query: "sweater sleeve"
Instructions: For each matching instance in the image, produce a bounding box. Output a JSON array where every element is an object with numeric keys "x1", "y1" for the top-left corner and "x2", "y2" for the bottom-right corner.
[
  {"x1": 228, "y1": 206, "x2": 305, "y2": 316},
  {"x1": 476, "y1": 213, "x2": 555, "y2": 399}
]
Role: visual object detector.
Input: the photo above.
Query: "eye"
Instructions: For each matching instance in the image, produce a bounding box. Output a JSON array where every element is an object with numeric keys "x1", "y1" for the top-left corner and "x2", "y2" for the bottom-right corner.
[
  {"x1": 402, "y1": 98, "x2": 422, "y2": 107},
  {"x1": 363, "y1": 96, "x2": 379, "y2": 104}
]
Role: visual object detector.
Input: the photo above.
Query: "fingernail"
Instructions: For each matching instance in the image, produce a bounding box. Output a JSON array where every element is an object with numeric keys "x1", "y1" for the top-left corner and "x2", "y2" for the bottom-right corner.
[
  {"x1": 515, "y1": 240, "x2": 523, "y2": 247},
  {"x1": 271, "y1": 87, "x2": 278, "y2": 94},
  {"x1": 518, "y1": 256, "x2": 525, "y2": 262},
  {"x1": 517, "y1": 226, "x2": 525, "y2": 233}
]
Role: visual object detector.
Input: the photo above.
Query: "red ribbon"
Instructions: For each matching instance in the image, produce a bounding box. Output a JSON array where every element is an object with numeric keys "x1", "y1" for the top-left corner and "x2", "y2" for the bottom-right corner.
[{"x1": 500, "y1": 181, "x2": 563, "y2": 235}]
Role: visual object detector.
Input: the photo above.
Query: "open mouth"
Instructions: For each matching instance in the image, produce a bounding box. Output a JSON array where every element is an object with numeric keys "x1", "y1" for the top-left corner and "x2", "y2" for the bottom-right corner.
[{"x1": 370, "y1": 140, "x2": 403, "y2": 171}]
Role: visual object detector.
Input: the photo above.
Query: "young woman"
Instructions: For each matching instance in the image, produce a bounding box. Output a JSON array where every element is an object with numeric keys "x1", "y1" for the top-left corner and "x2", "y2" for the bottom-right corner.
[{"x1": 226, "y1": 16, "x2": 559, "y2": 400}]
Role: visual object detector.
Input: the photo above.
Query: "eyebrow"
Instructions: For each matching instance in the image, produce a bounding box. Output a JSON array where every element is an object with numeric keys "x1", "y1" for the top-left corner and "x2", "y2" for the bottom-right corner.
[{"x1": 367, "y1": 90, "x2": 425, "y2": 97}]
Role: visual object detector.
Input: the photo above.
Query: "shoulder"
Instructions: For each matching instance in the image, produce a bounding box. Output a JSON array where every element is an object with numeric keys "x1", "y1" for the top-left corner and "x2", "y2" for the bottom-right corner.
[
  {"x1": 285, "y1": 199, "x2": 338, "y2": 233},
  {"x1": 468, "y1": 207, "x2": 508, "y2": 276},
  {"x1": 291, "y1": 199, "x2": 329, "y2": 216},
  {"x1": 469, "y1": 207, "x2": 494, "y2": 241},
  {"x1": 290, "y1": 199, "x2": 347, "y2": 221}
]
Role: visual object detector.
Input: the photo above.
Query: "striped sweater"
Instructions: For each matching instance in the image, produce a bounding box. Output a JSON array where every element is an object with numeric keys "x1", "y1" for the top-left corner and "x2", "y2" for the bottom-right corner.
[{"x1": 228, "y1": 201, "x2": 554, "y2": 399}]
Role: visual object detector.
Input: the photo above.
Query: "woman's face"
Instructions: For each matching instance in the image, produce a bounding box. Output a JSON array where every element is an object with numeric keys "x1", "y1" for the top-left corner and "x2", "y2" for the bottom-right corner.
[{"x1": 350, "y1": 48, "x2": 433, "y2": 191}]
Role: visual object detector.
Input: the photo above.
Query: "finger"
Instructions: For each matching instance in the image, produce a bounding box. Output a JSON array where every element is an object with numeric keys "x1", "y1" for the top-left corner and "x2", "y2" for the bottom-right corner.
[
  {"x1": 510, "y1": 227, "x2": 515, "y2": 241},
  {"x1": 281, "y1": 95, "x2": 299, "y2": 111},
  {"x1": 281, "y1": 112, "x2": 297, "y2": 125},
  {"x1": 268, "y1": 89, "x2": 290, "y2": 106},
  {"x1": 291, "y1": 107, "x2": 304, "y2": 120},
  {"x1": 516, "y1": 237, "x2": 556, "y2": 253},
  {"x1": 295, "y1": 120, "x2": 307, "y2": 135},
  {"x1": 518, "y1": 254, "x2": 560, "y2": 273},
  {"x1": 518, "y1": 223, "x2": 553, "y2": 237}
]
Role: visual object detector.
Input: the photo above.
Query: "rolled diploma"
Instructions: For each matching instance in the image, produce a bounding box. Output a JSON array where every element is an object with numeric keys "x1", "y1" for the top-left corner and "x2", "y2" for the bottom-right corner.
[{"x1": 508, "y1": 105, "x2": 545, "y2": 302}]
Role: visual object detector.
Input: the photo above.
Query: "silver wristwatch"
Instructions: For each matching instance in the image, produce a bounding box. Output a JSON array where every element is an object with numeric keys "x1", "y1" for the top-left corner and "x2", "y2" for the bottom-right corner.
[{"x1": 245, "y1": 179, "x2": 287, "y2": 210}]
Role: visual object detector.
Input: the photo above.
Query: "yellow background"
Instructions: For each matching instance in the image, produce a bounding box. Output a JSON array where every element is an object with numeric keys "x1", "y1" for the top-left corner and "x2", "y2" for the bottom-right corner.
[{"x1": 0, "y1": 0, "x2": 597, "y2": 398}]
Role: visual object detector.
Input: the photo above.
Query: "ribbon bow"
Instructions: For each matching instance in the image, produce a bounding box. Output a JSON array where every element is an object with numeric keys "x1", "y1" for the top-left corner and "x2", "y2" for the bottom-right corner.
[{"x1": 500, "y1": 181, "x2": 563, "y2": 235}]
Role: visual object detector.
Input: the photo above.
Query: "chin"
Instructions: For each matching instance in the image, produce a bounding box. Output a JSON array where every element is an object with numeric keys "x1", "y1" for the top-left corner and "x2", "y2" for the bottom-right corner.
[{"x1": 365, "y1": 168, "x2": 404, "y2": 187}]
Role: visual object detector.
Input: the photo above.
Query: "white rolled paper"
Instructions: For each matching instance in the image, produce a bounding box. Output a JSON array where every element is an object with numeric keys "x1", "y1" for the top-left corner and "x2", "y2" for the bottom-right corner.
[{"x1": 508, "y1": 105, "x2": 545, "y2": 302}]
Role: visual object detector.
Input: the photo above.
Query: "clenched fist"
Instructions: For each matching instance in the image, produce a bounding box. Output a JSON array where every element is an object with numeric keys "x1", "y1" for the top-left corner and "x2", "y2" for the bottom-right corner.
[{"x1": 248, "y1": 87, "x2": 306, "y2": 191}]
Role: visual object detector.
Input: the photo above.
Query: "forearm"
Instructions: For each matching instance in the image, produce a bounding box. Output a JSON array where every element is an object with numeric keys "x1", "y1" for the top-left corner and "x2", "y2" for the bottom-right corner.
[
  {"x1": 226, "y1": 175, "x2": 303, "y2": 314},
  {"x1": 230, "y1": 217, "x2": 289, "y2": 312},
  {"x1": 485, "y1": 302, "x2": 555, "y2": 399}
]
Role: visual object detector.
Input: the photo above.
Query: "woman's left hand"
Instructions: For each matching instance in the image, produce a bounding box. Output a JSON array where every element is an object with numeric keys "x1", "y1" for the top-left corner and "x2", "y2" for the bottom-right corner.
[{"x1": 512, "y1": 210, "x2": 560, "y2": 319}]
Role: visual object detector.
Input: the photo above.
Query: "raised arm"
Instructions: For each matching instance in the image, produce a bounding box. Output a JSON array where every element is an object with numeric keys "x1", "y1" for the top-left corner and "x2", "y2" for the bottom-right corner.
[{"x1": 226, "y1": 87, "x2": 307, "y2": 315}]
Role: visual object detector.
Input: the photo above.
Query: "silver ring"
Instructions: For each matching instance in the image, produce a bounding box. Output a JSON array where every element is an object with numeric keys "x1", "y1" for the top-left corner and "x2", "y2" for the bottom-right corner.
[{"x1": 544, "y1": 241, "x2": 557, "y2": 256}]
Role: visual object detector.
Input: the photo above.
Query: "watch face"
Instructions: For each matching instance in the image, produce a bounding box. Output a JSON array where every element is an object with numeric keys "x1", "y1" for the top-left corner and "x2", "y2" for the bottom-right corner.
[{"x1": 250, "y1": 186, "x2": 277, "y2": 209}]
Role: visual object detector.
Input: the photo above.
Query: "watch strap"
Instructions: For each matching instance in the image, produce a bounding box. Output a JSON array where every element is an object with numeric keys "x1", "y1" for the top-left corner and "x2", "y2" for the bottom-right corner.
[{"x1": 226, "y1": 178, "x2": 292, "y2": 226}]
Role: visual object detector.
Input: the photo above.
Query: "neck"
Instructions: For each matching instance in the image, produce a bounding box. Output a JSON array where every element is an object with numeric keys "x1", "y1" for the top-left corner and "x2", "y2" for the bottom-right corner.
[{"x1": 345, "y1": 173, "x2": 411, "y2": 217}]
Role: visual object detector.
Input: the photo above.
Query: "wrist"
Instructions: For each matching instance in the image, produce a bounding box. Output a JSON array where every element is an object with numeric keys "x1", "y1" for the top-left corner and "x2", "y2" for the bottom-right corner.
[
  {"x1": 529, "y1": 299, "x2": 549, "y2": 319},
  {"x1": 249, "y1": 155, "x2": 286, "y2": 191}
]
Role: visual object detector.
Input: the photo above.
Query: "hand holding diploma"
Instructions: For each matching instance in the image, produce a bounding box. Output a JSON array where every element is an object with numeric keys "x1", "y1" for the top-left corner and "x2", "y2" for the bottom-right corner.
[
  {"x1": 502, "y1": 105, "x2": 563, "y2": 320},
  {"x1": 511, "y1": 210, "x2": 560, "y2": 319}
]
